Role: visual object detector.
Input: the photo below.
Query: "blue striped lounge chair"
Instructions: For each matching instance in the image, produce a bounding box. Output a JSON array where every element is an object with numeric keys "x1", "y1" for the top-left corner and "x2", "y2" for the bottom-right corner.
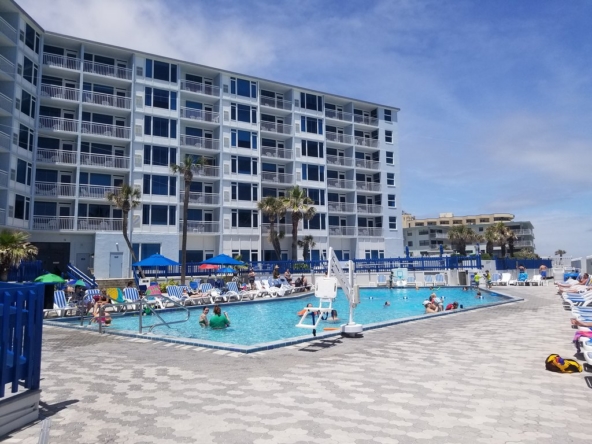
[
  {"x1": 189, "y1": 280, "x2": 200, "y2": 292},
  {"x1": 197, "y1": 283, "x2": 214, "y2": 305},
  {"x1": 44, "y1": 290, "x2": 75, "y2": 318},
  {"x1": 122, "y1": 287, "x2": 145, "y2": 310},
  {"x1": 376, "y1": 275, "x2": 387, "y2": 287},
  {"x1": 435, "y1": 274, "x2": 447, "y2": 286},
  {"x1": 406, "y1": 276, "x2": 417, "y2": 287},
  {"x1": 424, "y1": 275, "x2": 434, "y2": 287},
  {"x1": 166, "y1": 285, "x2": 193, "y2": 306},
  {"x1": 224, "y1": 282, "x2": 241, "y2": 302}
]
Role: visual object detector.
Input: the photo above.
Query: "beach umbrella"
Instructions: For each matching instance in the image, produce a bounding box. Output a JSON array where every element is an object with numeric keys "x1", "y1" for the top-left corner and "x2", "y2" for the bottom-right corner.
[
  {"x1": 200, "y1": 254, "x2": 244, "y2": 266},
  {"x1": 74, "y1": 279, "x2": 87, "y2": 287},
  {"x1": 217, "y1": 267, "x2": 236, "y2": 274},
  {"x1": 34, "y1": 273, "x2": 65, "y2": 283},
  {"x1": 198, "y1": 264, "x2": 219, "y2": 270},
  {"x1": 67, "y1": 279, "x2": 77, "y2": 285},
  {"x1": 133, "y1": 254, "x2": 180, "y2": 267}
]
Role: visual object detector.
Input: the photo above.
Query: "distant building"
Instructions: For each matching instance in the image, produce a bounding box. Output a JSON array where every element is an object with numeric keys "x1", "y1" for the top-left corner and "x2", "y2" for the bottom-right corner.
[{"x1": 403, "y1": 212, "x2": 535, "y2": 257}]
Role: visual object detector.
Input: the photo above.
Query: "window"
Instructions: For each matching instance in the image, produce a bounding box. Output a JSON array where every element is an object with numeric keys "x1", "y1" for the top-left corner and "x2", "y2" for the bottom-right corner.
[
  {"x1": 384, "y1": 109, "x2": 392, "y2": 122},
  {"x1": 385, "y1": 130, "x2": 393, "y2": 144},
  {"x1": 389, "y1": 217, "x2": 397, "y2": 230},
  {"x1": 145, "y1": 88, "x2": 177, "y2": 110},
  {"x1": 231, "y1": 156, "x2": 258, "y2": 175},
  {"x1": 301, "y1": 140, "x2": 323, "y2": 158},
  {"x1": 387, "y1": 173, "x2": 395, "y2": 186},
  {"x1": 480, "y1": 218, "x2": 490, "y2": 223},
  {"x1": 14, "y1": 195, "x2": 30, "y2": 220},
  {"x1": 388, "y1": 194, "x2": 396, "y2": 208},
  {"x1": 142, "y1": 204, "x2": 176, "y2": 225},
  {"x1": 231, "y1": 209, "x2": 258, "y2": 228},
  {"x1": 300, "y1": 116, "x2": 323, "y2": 134},
  {"x1": 16, "y1": 159, "x2": 32, "y2": 185},
  {"x1": 304, "y1": 214, "x2": 326, "y2": 230},
  {"x1": 19, "y1": 124, "x2": 34, "y2": 151},
  {"x1": 144, "y1": 145, "x2": 176, "y2": 166},
  {"x1": 302, "y1": 164, "x2": 325, "y2": 182},
  {"x1": 231, "y1": 130, "x2": 257, "y2": 149},
  {"x1": 24, "y1": 24, "x2": 40, "y2": 54},
  {"x1": 231, "y1": 103, "x2": 257, "y2": 124},
  {"x1": 419, "y1": 240, "x2": 430, "y2": 246},
  {"x1": 23, "y1": 57, "x2": 38, "y2": 86},
  {"x1": 418, "y1": 230, "x2": 429, "y2": 235},
  {"x1": 231, "y1": 182, "x2": 258, "y2": 201},
  {"x1": 143, "y1": 174, "x2": 176, "y2": 196},
  {"x1": 132, "y1": 243, "x2": 161, "y2": 261},
  {"x1": 304, "y1": 188, "x2": 325, "y2": 205},
  {"x1": 300, "y1": 92, "x2": 323, "y2": 111},
  {"x1": 364, "y1": 250, "x2": 384, "y2": 259},
  {"x1": 230, "y1": 77, "x2": 257, "y2": 98},
  {"x1": 407, "y1": 241, "x2": 413, "y2": 247},
  {"x1": 144, "y1": 117, "x2": 177, "y2": 138},
  {"x1": 440, "y1": 221, "x2": 449, "y2": 225},
  {"x1": 146, "y1": 59, "x2": 177, "y2": 83},
  {"x1": 386, "y1": 151, "x2": 394, "y2": 165},
  {"x1": 20, "y1": 90, "x2": 36, "y2": 118}
]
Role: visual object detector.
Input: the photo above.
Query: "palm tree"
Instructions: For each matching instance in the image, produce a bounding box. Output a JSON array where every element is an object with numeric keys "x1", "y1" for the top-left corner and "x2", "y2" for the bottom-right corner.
[
  {"x1": 507, "y1": 231, "x2": 518, "y2": 257},
  {"x1": 283, "y1": 186, "x2": 316, "y2": 260},
  {"x1": 484, "y1": 226, "x2": 496, "y2": 256},
  {"x1": 297, "y1": 235, "x2": 316, "y2": 261},
  {"x1": 0, "y1": 229, "x2": 38, "y2": 281},
  {"x1": 447, "y1": 225, "x2": 480, "y2": 256},
  {"x1": 257, "y1": 196, "x2": 286, "y2": 261},
  {"x1": 554, "y1": 249, "x2": 567, "y2": 258},
  {"x1": 106, "y1": 184, "x2": 144, "y2": 278},
  {"x1": 170, "y1": 155, "x2": 205, "y2": 285},
  {"x1": 491, "y1": 222, "x2": 514, "y2": 258}
]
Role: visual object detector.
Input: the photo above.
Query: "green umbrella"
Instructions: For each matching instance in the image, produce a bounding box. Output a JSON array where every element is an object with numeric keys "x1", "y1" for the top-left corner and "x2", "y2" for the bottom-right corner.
[
  {"x1": 34, "y1": 273, "x2": 66, "y2": 283},
  {"x1": 75, "y1": 280, "x2": 87, "y2": 287}
]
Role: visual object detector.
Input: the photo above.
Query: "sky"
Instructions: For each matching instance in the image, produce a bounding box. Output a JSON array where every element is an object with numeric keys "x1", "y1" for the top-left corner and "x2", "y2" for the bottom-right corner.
[{"x1": 17, "y1": 0, "x2": 592, "y2": 258}]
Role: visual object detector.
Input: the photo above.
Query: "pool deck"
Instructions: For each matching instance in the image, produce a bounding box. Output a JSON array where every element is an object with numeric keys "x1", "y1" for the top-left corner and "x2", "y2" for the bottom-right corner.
[{"x1": 4, "y1": 284, "x2": 591, "y2": 443}]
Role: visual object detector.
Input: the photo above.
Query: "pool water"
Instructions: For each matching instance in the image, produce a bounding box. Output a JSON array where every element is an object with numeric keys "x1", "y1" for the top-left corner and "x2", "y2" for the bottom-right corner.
[{"x1": 72, "y1": 287, "x2": 506, "y2": 346}]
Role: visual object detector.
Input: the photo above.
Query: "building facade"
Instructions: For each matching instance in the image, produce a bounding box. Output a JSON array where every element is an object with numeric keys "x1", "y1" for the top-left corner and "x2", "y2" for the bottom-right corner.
[
  {"x1": 0, "y1": 0, "x2": 402, "y2": 278},
  {"x1": 403, "y1": 213, "x2": 535, "y2": 257}
]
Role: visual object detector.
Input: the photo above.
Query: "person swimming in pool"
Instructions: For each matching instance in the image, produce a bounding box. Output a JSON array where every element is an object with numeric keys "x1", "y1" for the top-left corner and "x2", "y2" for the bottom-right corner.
[{"x1": 209, "y1": 305, "x2": 230, "y2": 329}]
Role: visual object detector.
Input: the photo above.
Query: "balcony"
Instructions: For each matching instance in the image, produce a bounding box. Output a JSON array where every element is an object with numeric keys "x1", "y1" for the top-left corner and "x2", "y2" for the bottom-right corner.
[
  {"x1": 39, "y1": 116, "x2": 78, "y2": 133},
  {"x1": 356, "y1": 181, "x2": 381, "y2": 192},
  {"x1": 0, "y1": 55, "x2": 14, "y2": 80},
  {"x1": 82, "y1": 90, "x2": 131, "y2": 110},
  {"x1": 34, "y1": 182, "x2": 76, "y2": 197},
  {"x1": 180, "y1": 220, "x2": 220, "y2": 234},
  {"x1": 0, "y1": 131, "x2": 9, "y2": 152},
  {"x1": 260, "y1": 121, "x2": 292, "y2": 135},
  {"x1": 0, "y1": 92, "x2": 12, "y2": 115},
  {"x1": 429, "y1": 233, "x2": 448, "y2": 240},
  {"x1": 179, "y1": 107, "x2": 220, "y2": 124},
  {"x1": 355, "y1": 137, "x2": 379, "y2": 148},
  {"x1": 180, "y1": 80, "x2": 220, "y2": 97},
  {"x1": 327, "y1": 178, "x2": 355, "y2": 190},
  {"x1": 325, "y1": 109, "x2": 352, "y2": 122},
  {"x1": 40, "y1": 84, "x2": 80, "y2": 102},
  {"x1": 192, "y1": 165, "x2": 220, "y2": 178},
  {"x1": 326, "y1": 132, "x2": 353, "y2": 145},
  {"x1": 80, "y1": 152, "x2": 130, "y2": 169},
  {"x1": 0, "y1": 168, "x2": 7, "y2": 188},
  {"x1": 262, "y1": 223, "x2": 292, "y2": 235},
  {"x1": 83, "y1": 60, "x2": 132, "y2": 81},
  {"x1": 78, "y1": 217, "x2": 122, "y2": 231},
  {"x1": 513, "y1": 229, "x2": 533, "y2": 236},
  {"x1": 260, "y1": 96, "x2": 292, "y2": 111},
  {"x1": 81, "y1": 121, "x2": 131, "y2": 140},
  {"x1": 0, "y1": 16, "x2": 16, "y2": 44},
  {"x1": 355, "y1": 159, "x2": 380, "y2": 170},
  {"x1": 261, "y1": 147, "x2": 293, "y2": 160},
  {"x1": 357, "y1": 204, "x2": 382, "y2": 214},
  {"x1": 358, "y1": 227, "x2": 383, "y2": 237},
  {"x1": 42, "y1": 53, "x2": 81, "y2": 71},
  {"x1": 79, "y1": 184, "x2": 122, "y2": 199},
  {"x1": 328, "y1": 226, "x2": 356, "y2": 236},
  {"x1": 180, "y1": 191, "x2": 220, "y2": 205},
  {"x1": 326, "y1": 155, "x2": 354, "y2": 167},
  {"x1": 261, "y1": 172, "x2": 293, "y2": 184},
  {"x1": 353, "y1": 114, "x2": 378, "y2": 126},
  {"x1": 179, "y1": 134, "x2": 220, "y2": 152},
  {"x1": 32, "y1": 216, "x2": 75, "y2": 231},
  {"x1": 36, "y1": 148, "x2": 77, "y2": 165},
  {"x1": 327, "y1": 202, "x2": 355, "y2": 213},
  {"x1": 514, "y1": 240, "x2": 535, "y2": 248}
]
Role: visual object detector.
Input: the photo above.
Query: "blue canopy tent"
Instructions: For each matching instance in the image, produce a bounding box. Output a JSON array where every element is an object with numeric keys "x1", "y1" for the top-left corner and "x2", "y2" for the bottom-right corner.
[
  {"x1": 200, "y1": 254, "x2": 244, "y2": 266},
  {"x1": 217, "y1": 267, "x2": 236, "y2": 274}
]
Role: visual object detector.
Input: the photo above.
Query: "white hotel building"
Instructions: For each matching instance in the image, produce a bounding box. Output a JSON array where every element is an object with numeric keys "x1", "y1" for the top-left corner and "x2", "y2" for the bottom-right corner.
[{"x1": 0, "y1": 0, "x2": 402, "y2": 278}]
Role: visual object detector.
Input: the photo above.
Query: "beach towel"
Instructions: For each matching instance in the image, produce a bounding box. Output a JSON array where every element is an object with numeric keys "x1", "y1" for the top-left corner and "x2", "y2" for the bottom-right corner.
[
  {"x1": 545, "y1": 354, "x2": 582, "y2": 373},
  {"x1": 106, "y1": 288, "x2": 125, "y2": 303}
]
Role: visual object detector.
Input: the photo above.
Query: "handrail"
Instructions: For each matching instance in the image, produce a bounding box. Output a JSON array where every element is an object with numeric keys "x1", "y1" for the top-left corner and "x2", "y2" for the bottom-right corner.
[{"x1": 147, "y1": 295, "x2": 190, "y2": 332}]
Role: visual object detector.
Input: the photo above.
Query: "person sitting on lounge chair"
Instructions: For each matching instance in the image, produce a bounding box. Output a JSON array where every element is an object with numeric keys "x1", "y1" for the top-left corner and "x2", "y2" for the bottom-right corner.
[{"x1": 571, "y1": 318, "x2": 592, "y2": 328}]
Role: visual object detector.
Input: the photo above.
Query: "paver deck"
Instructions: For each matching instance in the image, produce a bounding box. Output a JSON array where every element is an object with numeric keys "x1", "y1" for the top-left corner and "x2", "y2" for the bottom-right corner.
[{"x1": 4, "y1": 285, "x2": 591, "y2": 443}]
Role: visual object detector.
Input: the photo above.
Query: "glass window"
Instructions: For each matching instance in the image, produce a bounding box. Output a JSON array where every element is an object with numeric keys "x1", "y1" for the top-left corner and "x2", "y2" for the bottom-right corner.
[
  {"x1": 304, "y1": 213, "x2": 326, "y2": 230},
  {"x1": 384, "y1": 109, "x2": 392, "y2": 122},
  {"x1": 386, "y1": 152, "x2": 394, "y2": 164},
  {"x1": 301, "y1": 117, "x2": 323, "y2": 134},
  {"x1": 300, "y1": 92, "x2": 322, "y2": 111},
  {"x1": 387, "y1": 173, "x2": 395, "y2": 186},
  {"x1": 385, "y1": 131, "x2": 393, "y2": 144},
  {"x1": 389, "y1": 217, "x2": 397, "y2": 230},
  {"x1": 145, "y1": 59, "x2": 153, "y2": 78},
  {"x1": 19, "y1": 124, "x2": 34, "y2": 151},
  {"x1": 302, "y1": 140, "x2": 323, "y2": 158},
  {"x1": 152, "y1": 205, "x2": 168, "y2": 225},
  {"x1": 388, "y1": 194, "x2": 396, "y2": 207},
  {"x1": 16, "y1": 159, "x2": 28, "y2": 184},
  {"x1": 25, "y1": 24, "x2": 40, "y2": 54},
  {"x1": 152, "y1": 88, "x2": 169, "y2": 109},
  {"x1": 237, "y1": 183, "x2": 252, "y2": 201},
  {"x1": 237, "y1": 104, "x2": 251, "y2": 122},
  {"x1": 145, "y1": 87, "x2": 152, "y2": 106},
  {"x1": 23, "y1": 57, "x2": 38, "y2": 86},
  {"x1": 152, "y1": 117, "x2": 169, "y2": 137},
  {"x1": 14, "y1": 195, "x2": 26, "y2": 220},
  {"x1": 153, "y1": 61, "x2": 170, "y2": 81}
]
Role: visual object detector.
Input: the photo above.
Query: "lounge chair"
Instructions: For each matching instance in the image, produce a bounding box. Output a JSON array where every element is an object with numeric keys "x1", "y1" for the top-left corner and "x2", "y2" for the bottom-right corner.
[
  {"x1": 256, "y1": 280, "x2": 276, "y2": 297},
  {"x1": 224, "y1": 282, "x2": 242, "y2": 302},
  {"x1": 423, "y1": 275, "x2": 434, "y2": 287},
  {"x1": 527, "y1": 275, "x2": 543, "y2": 286},
  {"x1": 509, "y1": 272, "x2": 528, "y2": 286},
  {"x1": 435, "y1": 274, "x2": 447, "y2": 286},
  {"x1": 44, "y1": 290, "x2": 75, "y2": 318},
  {"x1": 495, "y1": 273, "x2": 512, "y2": 286},
  {"x1": 166, "y1": 285, "x2": 194, "y2": 306},
  {"x1": 122, "y1": 287, "x2": 153, "y2": 310},
  {"x1": 376, "y1": 275, "x2": 388, "y2": 287},
  {"x1": 490, "y1": 273, "x2": 502, "y2": 285},
  {"x1": 406, "y1": 276, "x2": 416, "y2": 287}
]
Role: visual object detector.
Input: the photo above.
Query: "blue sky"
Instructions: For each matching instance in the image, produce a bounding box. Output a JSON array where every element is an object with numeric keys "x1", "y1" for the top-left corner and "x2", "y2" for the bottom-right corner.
[{"x1": 19, "y1": 0, "x2": 592, "y2": 258}]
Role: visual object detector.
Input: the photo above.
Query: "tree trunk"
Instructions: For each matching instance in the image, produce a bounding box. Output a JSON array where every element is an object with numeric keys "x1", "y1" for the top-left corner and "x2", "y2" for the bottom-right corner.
[
  {"x1": 291, "y1": 216, "x2": 299, "y2": 260},
  {"x1": 500, "y1": 243, "x2": 507, "y2": 258},
  {"x1": 269, "y1": 220, "x2": 282, "y2": 260},
  {"x1": 486, "y1": 241, "x2": 493, "y2": 256},
  {"x1": 180, "y1": 178, "x2": 190, "y2": 285},
  {"x1": 0, "y1": 268, "x2": 8, "y2": 282},
  {"x1": 123, "y1": 211, "x2": 144, "y2": 278}
]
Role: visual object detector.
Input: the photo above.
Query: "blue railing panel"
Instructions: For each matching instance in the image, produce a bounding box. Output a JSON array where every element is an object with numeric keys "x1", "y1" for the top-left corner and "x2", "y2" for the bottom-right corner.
[
  {"x1": 495, "y1": 258, "x2": 552, "y2": 271},
  {"x1": 7, "y1": 260, "x2": 43, "y2": 282}
]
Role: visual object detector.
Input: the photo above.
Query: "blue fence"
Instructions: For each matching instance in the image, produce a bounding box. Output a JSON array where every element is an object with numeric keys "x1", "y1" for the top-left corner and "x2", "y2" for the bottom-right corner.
[
  {"x1": 0, "y1": 282, "x2": 44, "y2": 398},
  {"x1": 495, "y1": 258, "x2": 552, "y2": 271},
  {"x1": 7, "y1": 261, "x2": 43, "y2": 283}
]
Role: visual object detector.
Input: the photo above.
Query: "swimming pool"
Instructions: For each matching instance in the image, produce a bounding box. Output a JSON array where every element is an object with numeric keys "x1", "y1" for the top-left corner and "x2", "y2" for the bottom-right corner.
[{"x1": 51, "y1": 287, "x2": 517, "y2": 351}]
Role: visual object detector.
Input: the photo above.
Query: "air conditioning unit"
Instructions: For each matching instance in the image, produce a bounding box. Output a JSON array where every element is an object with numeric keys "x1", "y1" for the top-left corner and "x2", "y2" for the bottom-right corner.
[
  {"x1": 295, "y1": 123, "x2": 300, "y2": 133},
  {"x1": 295, "y1": 147, "x2": 301, "y2": 157},
  {"x1": 136, "y1": 66, "x2": 144, "y2": 77},
  {"x1": 223, "y1": 163, "x2": 230, "y2": 174},
  {"x1": 134, "y1": 125, "x2": 143, "y2": 137},
  {"x1": 224, "y1": 218, "x2": 230, "y2": 229},
  {"x1": 223, "y1": 111, "x2": 229, "y2": 121},
  {"x1": 223, "y1": 137, "x2": 229, "y2": 148},
  {"x1": 296, "y1": 172, "x2": 301, "y2": 181},
  {"x1": 224, "y1": 191, "x2": 230, "y2": 202},
  {"x1": 134, "y1": 154, "x2": 142, "y2": 167},
  {"x1": 223, "y1": 85, "x2": 229, "y2": 93},
  {"x1": 135, "y1": 94, "x2": 143, "y2": 108}
]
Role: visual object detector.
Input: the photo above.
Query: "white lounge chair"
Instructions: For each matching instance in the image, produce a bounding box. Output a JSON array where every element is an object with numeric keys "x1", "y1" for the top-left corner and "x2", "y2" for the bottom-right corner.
[
  {"x1": 435, "y1": 274, "x2": 447, "y2": 286},
  {"x1": 424, "y1": 275, "x2": 434, "y2": 287},
  {"x1": 527, "y1": 275, "x2": 543, "y2": 286},
  {"x1": 44, "y1": 290, "x2": 75, "y2": 318},
  {"x1": 376, "y1": 275, "x2": 388, "y2": 287}
]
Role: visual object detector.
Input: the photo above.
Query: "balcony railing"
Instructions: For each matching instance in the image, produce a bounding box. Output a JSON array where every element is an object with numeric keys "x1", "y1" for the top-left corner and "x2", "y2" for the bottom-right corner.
[
  {"x1": 357, "y1": 204, "x2": 382, "y2": 214},
  {"x1": 356, "y1": 182, "x2": 381, "y2": 192},
  {"x1": 261, "y1": 172, "x2": 293, "y2": 184},
  {"x1": 80, "y1": 152, "x2": 129, "y2": 169},
  {"x1": 513, "y1": 229, "x2": 533, "y2": 236},
  {"x1": 180, "y1": 80, "x2": 220, "y2": 97},
  {"x1": 179, "y1": 107, "x2": 220, "y2": 123},
  {"x1": 261, "y1": 223, "x2": 292, "y2": 234},
  {"x1": 355, "y1": 159, "x2": 381, "y2": 170},
  {"x1": 40, "y1": 84, "x2": 79, "y2": 102},
  {"x1": 261, "y1": 146, "x2": 293, "y2": 159},
  {"x1": 358, "y1": 227, "x2": 383, "y2": 237},
  {"x1": 260, "y1": 121, "x2": 292, "y2": 135},
  {"x1": 353, "y1": 114, "x2": 378, "y2": 126},
  {"x1": 39, "y1": 116, "x2": 78, "y2": 133},
  {"x1": 325, "y1": 109, "x2": 352, "y2": 122},
  {"x1": 429, "y1": 233, "x2": 448, "y2": 240},
  {"x1": 83, "y1": 91, "x2": 131, "y2": 109},
  {"x1": 326, "y1": 155, "x2": 354, "y2": 167},
  {"x1": 327, "y1": 202, "x2": 355, "y2": 213},
  {"x1": 0, "y1": 54, "x2": 14, "y2": 78},
  {"x1": 514, "y1": 240, "x2": 535, "y2": 248},
  {"x1": 32, "y1": 216, "x2": 74, "y2": 231},
  {"x1": 355, "y1": 137, "x2": 379, "y2": 148},
  {"x1": 327, "y1": 178, "x2": 355, "y2": 190},
  {"x1": 180, "y1": 220, "x2": 220, "y2": 233},
  {"x1": 83, "y1": 60, "x2": 132, "y2": 80},
  {"x1": 34, "y1": 182, "x2": 76, "y2": 197},
  {"x1": 0, "y1": 168, "x2": 7, "y2": 188},
  {"x1": 78, "y1": 217, "x2": 122, "y2": 231},
  {"x1": 179, "y1": 134, "x2": 220, "y2": 151},
  {"x1": 191, "y1": 165, "x2": 220, "y2": 178},
  {"x1": 81, "y1": 121, "x2": 130, "y2": 139},
  {"x1": 42, "y1": 53, "x2": 81, "y2": 71},
  {"x1": 326, "y1": 132, "x2": 353, "y2": 145},
  {"x1": 260, "y1": 96, "x2": 292, "y2": 110},
  {"x1": 36, "y1": 148, "x2": 77, "y2": 164},
  {"x1": 79, "y1": 184, "x2": 122, "y2": 199},
  {"x1": 328, "y1": 226, "x2": 356, "y2": 236},
  {"x1": 0, "y1": 16, "x2": 16, "y2": 43},
  {"x1": 0, "y1": 92, "x2": 11, "y2": 113},
  {"x1": 0, "y1": 131, "x2": 9, "y2": 151},
  {"x1": 180, "y1": 191, "x2": 220, "y2": 205}
]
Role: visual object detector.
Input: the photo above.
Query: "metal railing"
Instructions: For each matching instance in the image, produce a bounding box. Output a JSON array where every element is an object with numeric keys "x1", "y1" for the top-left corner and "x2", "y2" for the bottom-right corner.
[
  {"x1": 327, "y1": 202, "x2": 356, "y2": 213},
  {"x1": 0, "y1": 130, "x2": 9, "y2": 151},
  {"x1": 358, "y1": 227, "x2": 383, "y2": 237},
  {"x1": 429, "y1": 233, "x2": 448, "y2": 240},
  {"x1": 80, "y1": 152, "x2": 129, "y2": 169},
  {"x1": 179, "y1": 107, "x2": 220, "y2": 123},
  {"x1": 36, "y1": 148, "x2": 77, "y2": 164},
  {"x1": 355, "y1": 159, "x2": 380, "y2": 170},
  {"x1": 180, "y1": 220, "x2": 220, "y2": 233},
  {"x1": 260, "y1": 96, "x2": 292, "y2": 110},
  {"x1": 0, "y1": 92, "x2": 11, "y2": 113},
  {"x1": 261, "y1": 146, "x2": 293, "y2": 159},
  {"x1": 326, "y1": 155, "x2": 354, "y2": 167},
  {"x1": 82, "y1": 90, "x2": 131, "y2": 109},
  {"x1": 0, "y1": 54, "x2": 14, "y2": 78},
  {"x1": 78, "y1": 217, "x2": 122, "y2": 231},
  {"x1": 261, "y1": 223, "x2": 292, "y2": 234},
  {"x1": 356, "y1": 181, "x2": 381, "y2": 192},
  {"x1": 354, "y1": 137, "x2": 379, "y2": 148},
  {"x1": 261, "y1": 171, "x2": 293, "y2": 184},
  {"x1": 42, "y1": 53, "x2": 81, "y2": 70},
  {"x1": 83, "y1": 60, "x2": 132, "y2": 80},
  {"x1": 326, "y1": 132, "x2": 353, "y2": 144},
  {"x1": 356, "y1": 204, "x2": 382, "y2": 214},
  {"x1": 514, "y1": 240, "x2": 535, "y2": 247},
  {"x1": 81, "y1": 121, "x2": 130, "y2": 139},
  {"x1": 327, "y1": 178, "x2": 355, "y2": 189},
  {"x1": 34, "y1": 182, "x2": 76, "y2": 197},
  {"x1": 513, "y1": 229, "x2": 533, "y2": 235},
  {"x1": 32, "y1": 215, "x2": 75, "y2": 230},
  {"x1": 39, "y1": 116, "x2": 78, "y2": 132},
  {"x1": 180, "y1": 80, "x2": 220, "y2": 96},
  {"x1": 191, "y1": 165, "x2": 220, "y2": 177},
  {"x1": 40, "y1": 84, "x2": 79, "y2": 101},
  {"x1": 325, "y1": 109, "x2": 352, "y2": 121},
  {"x1": 0, "y1": 169, "x2": 8, "y2": 188},
  {"x1": 328, "y1": 226, "x2": 356, "y2": 236},
  {"x1": 260, "y1": 121, "x2": 292, "y2": 134},
  {"x1": 180, "y1": 191, "x2": 220, "y2": 205},
  {"x1": 179, "y1": 134, "x2": 220, "y2": 151},
  {"x1": 0, "y1": 16, "x2": 16, "y2": 43},
  {"x1": 79, "y1": 184, "x2": 122, "y2": 199},
  {"x1": 353, "y1": 114, "x2": 378, "y2": 126}
]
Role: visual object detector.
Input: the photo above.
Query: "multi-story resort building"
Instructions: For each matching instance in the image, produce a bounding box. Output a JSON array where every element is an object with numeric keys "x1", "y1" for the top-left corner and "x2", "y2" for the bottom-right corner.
[
  {"x1": 403, "y1": 213, "x2": 535, "y2": 257},
  {"x1": 0, "y1": 0, "x2": 402, "y2": 278}
]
